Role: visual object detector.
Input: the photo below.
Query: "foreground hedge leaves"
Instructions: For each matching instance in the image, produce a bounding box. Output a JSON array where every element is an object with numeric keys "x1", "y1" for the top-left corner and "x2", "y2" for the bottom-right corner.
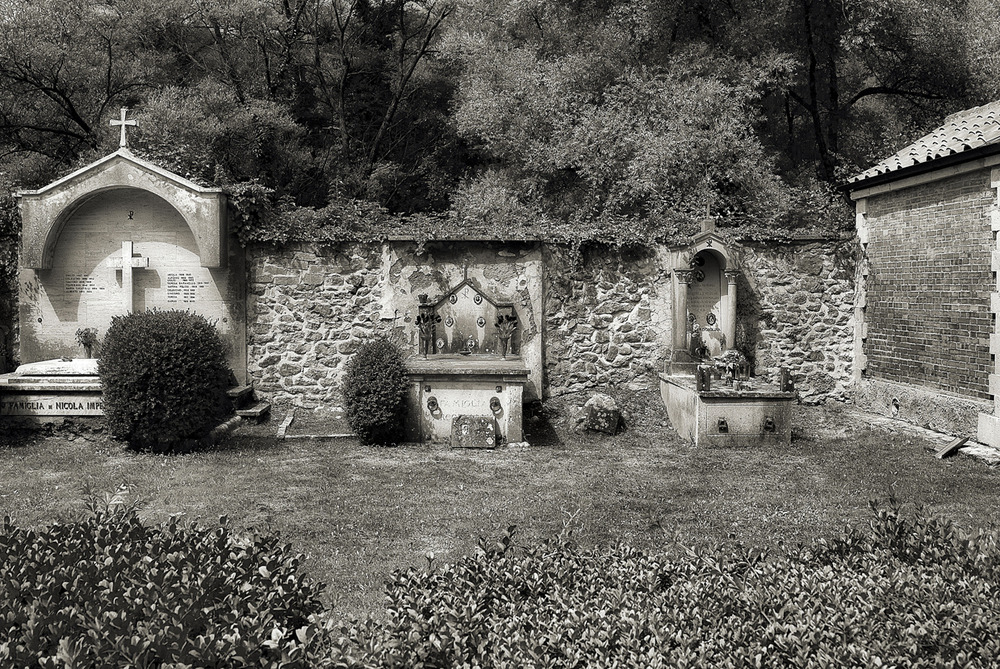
[
  {"x1": 330, "y1": 500, "x2": 1000, "y2": 668},
  {"x1": 5, "y1": 499, "x2": 1000, "y2": 667},
  {"x1": 0, "y1": 501, "x2": 328, "y2": 668}
]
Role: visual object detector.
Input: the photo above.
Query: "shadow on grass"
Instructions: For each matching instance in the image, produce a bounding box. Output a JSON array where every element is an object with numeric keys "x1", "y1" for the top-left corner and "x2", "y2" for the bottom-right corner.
[
  {"x1": 211, "y1": 431, "x2": 288, "y2": 454},
  {"x1": 0, "y1": 428, "x2": 40, "y2": 449},
  {"x1": 523, "y1": 402, "x2": 563, "y2": 447}
]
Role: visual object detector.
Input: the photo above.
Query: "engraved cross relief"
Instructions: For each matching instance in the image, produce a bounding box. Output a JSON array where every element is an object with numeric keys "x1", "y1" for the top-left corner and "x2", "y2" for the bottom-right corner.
[{"x1": 108, "y1": 241, "x2": 149, "y2": 313}]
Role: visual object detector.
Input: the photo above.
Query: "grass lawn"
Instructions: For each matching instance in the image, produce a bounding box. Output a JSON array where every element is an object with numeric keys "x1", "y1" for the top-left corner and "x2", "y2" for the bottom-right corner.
[{"x1": 1, "y1": 391, "x2": 998, "y2": 621}]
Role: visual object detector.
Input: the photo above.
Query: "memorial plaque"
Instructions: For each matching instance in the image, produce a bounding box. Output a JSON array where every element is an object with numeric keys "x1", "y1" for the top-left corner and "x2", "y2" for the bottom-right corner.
[
  {"x1": 0, "y1": 393, "x2": 103, "y2": 416},
  {"x1": 450, "y1": 415, "x2": 497, "y2": 449},
  {"x1": 166, "y1": 272, "x2": 210, "y2": 303},
  {"x1": 64, "y1": 274, "x2": 103, "y2": 294}
]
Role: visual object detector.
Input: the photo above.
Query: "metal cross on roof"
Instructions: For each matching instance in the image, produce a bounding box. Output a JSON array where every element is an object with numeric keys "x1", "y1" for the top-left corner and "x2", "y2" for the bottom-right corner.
[{"x1": 110, "y1": 107, "x2": 137, "y2": 149}]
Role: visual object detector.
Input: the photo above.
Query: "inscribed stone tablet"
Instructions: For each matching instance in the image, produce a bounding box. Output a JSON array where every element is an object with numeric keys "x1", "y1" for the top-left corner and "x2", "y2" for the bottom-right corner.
[{"x1": 451, "y1": 415, "x2": 497, "y2": 449}]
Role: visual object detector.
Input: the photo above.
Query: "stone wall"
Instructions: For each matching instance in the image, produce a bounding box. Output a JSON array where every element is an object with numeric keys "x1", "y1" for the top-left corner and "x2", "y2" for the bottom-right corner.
[
  {"x1": 863, "y1": 171, "x2": 994, "y2": 400},
  {"x1": 247, "y1": 238, "x2": 856, "y2": 410},
  {"x1": 543, "y1": 245, "x2": 673, "y2": 397},
  {"x1": 247, "y1": 241, "x2": 545, "y2": 408},
  {"x1": 247, "y1": 243, "x2": 389, "y2": 409},
  {"x1": 740, "y1": 240, "x2": 857, "y2": 403}
]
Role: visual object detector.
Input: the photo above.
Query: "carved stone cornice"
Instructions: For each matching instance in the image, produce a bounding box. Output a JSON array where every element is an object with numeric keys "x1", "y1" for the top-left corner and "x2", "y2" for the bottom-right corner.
[{"x1": 674, "y1": 269, "x2": 694, "y2": 285}]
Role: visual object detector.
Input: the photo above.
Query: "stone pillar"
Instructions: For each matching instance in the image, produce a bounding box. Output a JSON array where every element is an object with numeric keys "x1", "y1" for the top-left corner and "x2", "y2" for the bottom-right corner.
[
  {"x1": 672, "y1": 269, "x2": 694, "y2": 352},
  {"x1": 979, "y1": 170, "x2": 1000, "y2": 446},
  {"x1": 724, "y1": 270, "x2": 739, "y2": 350}
]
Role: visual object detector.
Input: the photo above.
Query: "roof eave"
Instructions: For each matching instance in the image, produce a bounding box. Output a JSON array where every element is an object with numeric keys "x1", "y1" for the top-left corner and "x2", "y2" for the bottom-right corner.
[{"x1": 843, "y1": 142, "x2": 1000, "y2": 194}]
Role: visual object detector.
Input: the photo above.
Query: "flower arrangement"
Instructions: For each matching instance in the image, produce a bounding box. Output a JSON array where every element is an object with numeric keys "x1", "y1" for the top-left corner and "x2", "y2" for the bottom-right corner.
[
  {"x1": 75, "y1": 328, "x2": 99, "y2": 358},
  {"x1": 495, "y1": 314, "x2": 517, "y2": 358},
  {"x1": 713, "y1": 349, "x2": 749, "y2": 382},
  {"x1": 415, "y1": 312, "x2": 441, "y2": 356},
  {"x1": 495, "y1": 314, "x2": 518, "y2": 338}
]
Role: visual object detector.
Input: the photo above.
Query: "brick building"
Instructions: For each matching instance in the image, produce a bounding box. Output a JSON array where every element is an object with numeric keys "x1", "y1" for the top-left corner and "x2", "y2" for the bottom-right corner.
[{"x1": 847, "y1": 101, "x2": 1000, "y2": 445}]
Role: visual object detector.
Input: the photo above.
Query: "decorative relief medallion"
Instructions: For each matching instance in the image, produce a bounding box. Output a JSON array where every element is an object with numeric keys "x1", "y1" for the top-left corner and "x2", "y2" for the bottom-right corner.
[
  {"x1": 477, "y1": 317, "x2": 486, "y2": 328},
  {"x1": 692, "y1": 269, "x2": 705, "y2": 283},
  {"x1": 474, "y1": 293, "x2": 483, "y2": 305},
  {"x1": 706, "y1": 312, "x2": 717, "y2": 326},
  {"x1": 445, "y1": 316, "x2": 454, "y2": 327},
  {"x1": 449, "y1": 294, "x2": 457, "y2": 304},
  {"x1": 435, "y1": 338, "x2": 445, "y2": 350}
]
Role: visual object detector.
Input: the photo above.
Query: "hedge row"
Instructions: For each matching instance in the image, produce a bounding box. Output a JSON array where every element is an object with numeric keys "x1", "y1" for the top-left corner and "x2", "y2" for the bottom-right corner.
[
  {"x1": 3, "y1": 500, "x2": 999, "y2": 667},
  {"x1": 329, "y1": 500, "x2": 1000, "y2": 668}
]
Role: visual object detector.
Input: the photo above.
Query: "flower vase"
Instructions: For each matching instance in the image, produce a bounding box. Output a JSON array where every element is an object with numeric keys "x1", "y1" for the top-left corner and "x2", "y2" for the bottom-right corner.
[{"x1": 498, "y1": 336, "x2": 509, "y2": 359}]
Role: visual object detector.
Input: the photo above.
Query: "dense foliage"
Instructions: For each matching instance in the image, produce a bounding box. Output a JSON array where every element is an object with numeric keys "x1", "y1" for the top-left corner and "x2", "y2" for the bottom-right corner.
[
  {"x1": 0, "y1": 496, "x2": 328, "y2": 668},
  {"x1": 341, "y1": 338, "x2": 409, "y2": 445},
  {"x1": 99, "y1": 309, "x2": 232, "y2": 452},
  {"x1": 0, "y1": 0, "x2": 997, "y2": 248},
  {"x1": 329, "y1": 500, "x2": 1000, "y2": 667},
  {"x1": 0, "y1": 188, "x2": 17, "y2": 373},
  {"x1": 4, "y1": 496, "x2": 1000, "y2": 666}
]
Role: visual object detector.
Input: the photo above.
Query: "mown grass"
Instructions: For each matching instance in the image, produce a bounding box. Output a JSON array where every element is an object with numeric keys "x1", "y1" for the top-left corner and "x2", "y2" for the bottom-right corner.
[{"x1": 1, "y1": 393, "x2": 998, "y2": 621}]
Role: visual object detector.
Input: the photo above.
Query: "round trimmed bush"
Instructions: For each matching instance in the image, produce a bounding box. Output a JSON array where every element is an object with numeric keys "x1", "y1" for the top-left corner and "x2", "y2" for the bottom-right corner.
[
  {"x1": 99, "y1": 309, "x2": 232, "y2": 451},
  {"x1": 342, "y1": 337, "x2": 409, "y2": 445}
]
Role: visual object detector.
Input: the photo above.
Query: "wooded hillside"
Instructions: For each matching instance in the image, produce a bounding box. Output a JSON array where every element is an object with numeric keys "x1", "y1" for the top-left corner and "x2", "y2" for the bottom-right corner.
[{"x1": 0, "y1": 0, "x2": 997, "y2": 245}]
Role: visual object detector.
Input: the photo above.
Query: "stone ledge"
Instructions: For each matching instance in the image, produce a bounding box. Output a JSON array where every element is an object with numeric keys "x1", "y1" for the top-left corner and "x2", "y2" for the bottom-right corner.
[{"x1": 406, "y1": 356, "x2": 530, "y2": 377}]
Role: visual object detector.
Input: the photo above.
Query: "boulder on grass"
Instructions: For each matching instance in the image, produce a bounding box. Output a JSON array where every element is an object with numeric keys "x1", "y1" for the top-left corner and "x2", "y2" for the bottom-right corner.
[{"x1": 584, "y1": 393, "x2": 621, "y2": 435}]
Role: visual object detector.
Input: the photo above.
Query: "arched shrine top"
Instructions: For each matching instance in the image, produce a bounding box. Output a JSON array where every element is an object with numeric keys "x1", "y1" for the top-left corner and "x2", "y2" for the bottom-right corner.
[{"x1": 16, "y1": 148, "x2": 227, "y2": 269}]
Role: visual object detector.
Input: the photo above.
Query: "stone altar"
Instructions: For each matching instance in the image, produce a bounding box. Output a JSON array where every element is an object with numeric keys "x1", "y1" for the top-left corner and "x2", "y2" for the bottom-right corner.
[
  {"x1": 405, "y1": 278, "x2": 529, "y2": 445},
  {"x1": 660, "y1": 220, "x2": 798, "y2": 445}
]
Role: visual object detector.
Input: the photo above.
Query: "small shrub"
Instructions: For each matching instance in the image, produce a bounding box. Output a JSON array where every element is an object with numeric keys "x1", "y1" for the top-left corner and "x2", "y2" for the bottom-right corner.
[
  {"x1": 99, "y1": 309, "x2": 232, "y2": 451},
  {"x1": 0, "y1": 502, "x2": 330, "y2": 668},
  {"x1": 342, "y1": 338, "x2": 409, "y2": 445}
]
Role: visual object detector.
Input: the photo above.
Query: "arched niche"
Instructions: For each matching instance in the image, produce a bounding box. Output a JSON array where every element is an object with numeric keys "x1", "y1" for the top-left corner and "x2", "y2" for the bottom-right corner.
[
  {"x1": 17, "y1": 149, "x2": 226, "y2": 269},
  {"x1": 670, "y1": 223, "x2": 742, "y2": 363}
]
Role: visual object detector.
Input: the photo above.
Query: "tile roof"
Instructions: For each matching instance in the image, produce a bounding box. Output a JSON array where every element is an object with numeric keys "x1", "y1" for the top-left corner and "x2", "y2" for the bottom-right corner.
[{"x1": 847, "y1": 100, "x2": 1000, "y2": 186}]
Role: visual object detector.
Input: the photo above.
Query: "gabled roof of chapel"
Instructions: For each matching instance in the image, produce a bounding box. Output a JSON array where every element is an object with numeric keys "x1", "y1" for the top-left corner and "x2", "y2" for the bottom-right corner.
[
  {"x1": 847, "y1": 100, "x2": 1000, "y2": 189},
  {"x1": 16, "y1": 148, "x2": 223, "y2": 197}
]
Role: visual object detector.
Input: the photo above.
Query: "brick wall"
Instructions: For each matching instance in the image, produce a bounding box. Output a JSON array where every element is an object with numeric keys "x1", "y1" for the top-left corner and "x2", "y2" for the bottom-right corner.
[{"x1": 864, "y1": 171, "x2": 994, "y2": 399}]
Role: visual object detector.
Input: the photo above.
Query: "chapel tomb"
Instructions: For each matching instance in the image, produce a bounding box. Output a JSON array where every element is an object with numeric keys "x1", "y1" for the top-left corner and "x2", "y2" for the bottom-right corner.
[
  {"x1": 405, "y1": 278, "x2": 528, "y2": 446},
  {"x1": 0, "y1": 109, "x2": 248, "y2": 419},
  {"x1": 660, "y1": 220, "x2": 797, "y2": 446}
]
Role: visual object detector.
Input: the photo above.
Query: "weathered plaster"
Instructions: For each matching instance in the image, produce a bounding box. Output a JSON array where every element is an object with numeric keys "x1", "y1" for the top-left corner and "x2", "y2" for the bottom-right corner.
[{"x1": 17, "y1": 150, "x2": 227, "y2": 269}]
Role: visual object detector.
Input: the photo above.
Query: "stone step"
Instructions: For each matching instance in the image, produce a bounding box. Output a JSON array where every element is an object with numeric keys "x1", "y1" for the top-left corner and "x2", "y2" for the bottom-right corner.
[
  {"x1": 236, "y1": 401, "x2": 270, "y2": 422},
  {"x1": 227, "y1": 385, "x2": 254, "y2": 408}
]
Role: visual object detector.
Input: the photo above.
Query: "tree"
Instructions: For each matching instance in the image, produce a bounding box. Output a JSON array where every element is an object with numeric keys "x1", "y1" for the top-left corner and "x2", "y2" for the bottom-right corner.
[
  {"x1": 442, "y1": 0, "x2": 829, "y2": 242},
  {"x1": 0, "y1": 0, "x2": 178, "y2": 174}
]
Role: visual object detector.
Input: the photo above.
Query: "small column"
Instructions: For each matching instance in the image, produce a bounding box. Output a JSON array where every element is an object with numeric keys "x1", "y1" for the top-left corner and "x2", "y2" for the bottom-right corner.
[
  {"x1": 724, "y1": 269, "x2": 739, "y2": 350},
  {"x1": 672, "y1": 269, "x2": 694, "y2": 352},
  {"x1": 853, "y1": 198, "x2": 869, "y2": 382}
]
